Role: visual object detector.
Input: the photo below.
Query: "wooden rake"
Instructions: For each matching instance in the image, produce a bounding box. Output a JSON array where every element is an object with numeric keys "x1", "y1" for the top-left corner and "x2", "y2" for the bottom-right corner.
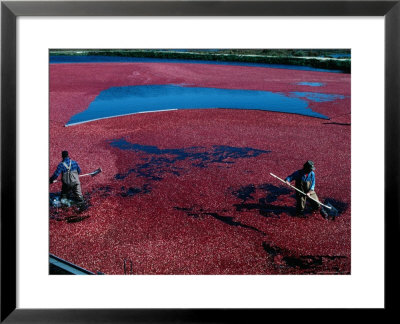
[{"x1": 270, "y1": 172, "x2": 338, "y2": 219}]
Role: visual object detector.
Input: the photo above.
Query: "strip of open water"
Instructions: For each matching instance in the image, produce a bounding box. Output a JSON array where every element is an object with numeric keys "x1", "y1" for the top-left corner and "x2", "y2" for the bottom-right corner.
[{"x1": 50, "y1": 55, "x2": 344, "y2": 73}]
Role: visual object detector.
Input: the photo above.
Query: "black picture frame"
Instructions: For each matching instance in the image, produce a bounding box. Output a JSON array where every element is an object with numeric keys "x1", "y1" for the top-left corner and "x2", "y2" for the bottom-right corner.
[{"x1": 1, "y1": 0, "x2": 399, "y2": 322}]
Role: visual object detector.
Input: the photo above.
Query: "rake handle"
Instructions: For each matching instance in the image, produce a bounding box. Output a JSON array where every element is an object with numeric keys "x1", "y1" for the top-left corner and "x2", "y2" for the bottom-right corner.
[
  {"x1": 51, "y1": 169, "x2": 100, "y2": 184},
  {"x1": 270, "y1": 173, "x2": 332, "y2": 210}
]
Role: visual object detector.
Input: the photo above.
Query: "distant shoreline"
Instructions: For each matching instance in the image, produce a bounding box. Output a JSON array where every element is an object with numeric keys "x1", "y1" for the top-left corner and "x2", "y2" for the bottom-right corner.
[{"x1": 49, "y1": 49, "x2": 351, "y2": 73}]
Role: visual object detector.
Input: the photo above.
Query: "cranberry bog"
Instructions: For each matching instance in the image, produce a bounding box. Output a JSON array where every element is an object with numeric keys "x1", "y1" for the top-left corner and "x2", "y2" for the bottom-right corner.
[{"x1": 49, "y1": 59, "x2": 351, "y2": 275}]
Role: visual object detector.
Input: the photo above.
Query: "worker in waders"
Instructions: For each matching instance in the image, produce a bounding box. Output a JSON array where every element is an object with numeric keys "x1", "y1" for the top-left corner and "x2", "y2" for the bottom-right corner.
[
  {"x1": 50, "y1": 151, "x2": 85, "y2": 207},
  {"x1": 285, "y1": 161, "x2": 328, "y2": 218}
]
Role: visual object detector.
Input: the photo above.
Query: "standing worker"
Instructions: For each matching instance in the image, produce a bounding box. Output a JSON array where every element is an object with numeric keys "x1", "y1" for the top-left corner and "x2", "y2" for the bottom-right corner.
[
  {"x1": 285, "y1": 161, "x2": 328, "y2": 218},
  {"x1": 50, "y1": 151, "x2": 85, "y2": 206}
]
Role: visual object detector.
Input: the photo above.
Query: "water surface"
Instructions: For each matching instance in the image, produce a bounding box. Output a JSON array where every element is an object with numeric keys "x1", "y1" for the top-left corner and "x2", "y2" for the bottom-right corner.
[
  {"x1": 297, "y1": 82, "x2": 324, "y2": 87},
  {"x1": 66, "y1": 85, "x2": 331, "y2": 126},
  {"x1": 291, "y1": 92, "x2": 345, "y2": 102},
  {"x1": 50, "y1": 55, "x2": 344, "y2": 73}
]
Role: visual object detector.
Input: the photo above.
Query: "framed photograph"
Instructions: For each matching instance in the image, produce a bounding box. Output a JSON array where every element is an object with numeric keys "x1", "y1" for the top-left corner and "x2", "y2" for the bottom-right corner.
[{"x1": 1, "y1": 0, "x2": 399, "y2": 322}]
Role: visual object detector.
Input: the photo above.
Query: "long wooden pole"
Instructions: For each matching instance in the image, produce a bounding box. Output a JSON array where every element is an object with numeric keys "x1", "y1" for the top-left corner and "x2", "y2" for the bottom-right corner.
[{"x1": 269, "y1": 173, "x2": 332, "y2": 210}]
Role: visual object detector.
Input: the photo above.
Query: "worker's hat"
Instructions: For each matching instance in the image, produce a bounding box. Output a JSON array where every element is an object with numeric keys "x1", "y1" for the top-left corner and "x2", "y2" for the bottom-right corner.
[{"x1": 303, "y1": 160, "x2": 315, "y2": 171}]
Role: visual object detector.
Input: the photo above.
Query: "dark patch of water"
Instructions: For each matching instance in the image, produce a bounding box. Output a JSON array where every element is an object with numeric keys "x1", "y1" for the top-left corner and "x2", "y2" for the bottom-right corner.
[
  {"x1": 174, "y1": 206, "x2": 202, "y2": 218},
  {"x1": 283, "y1": 255, "x2": 323, "y2": 268},
  {"x1": 175, "y1": 206, "x2": 265, "y2": 235},
  {"x1": 323, "y1": 122, "x2": 351, "y2": 126},
  {"x1": 120, "y1": 184, "x2": 152, "y2": 197},
  {"x1": 262, "y1": 242, "x2": 347, "y2": 272},
  {"x1": 262, "y1": 242, "x2": 283, "y2": 256},
  {"x1": 110, "y1": 140, "x2": 270, "y2": 181},
  {"x1": 96, "y1": 186, "x2": 112, "y2": 197},
  {"x1": 282, "y1": 255, "x2": 347, "y2": 270},
  {"x1": 205, "y1": 212, "x2": 265, "y2": 234}
]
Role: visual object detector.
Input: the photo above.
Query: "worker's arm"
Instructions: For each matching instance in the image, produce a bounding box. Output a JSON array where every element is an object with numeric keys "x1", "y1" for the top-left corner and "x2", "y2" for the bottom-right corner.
[
  {"x1": 306, "y1": 173, "x2": 316, "y2": 196},
  {"x1": 74, "y1": 161, "x2": 81, "y2": 175},
  {"x1": 285, "y1": 171, "x2": 298, "y2": 185},
  {"x1": 309, "y1": 172, "x2": 316, "y2": 191},
  {"x1": 49, "y1": 163, "x2": 62, "y2": 183}
]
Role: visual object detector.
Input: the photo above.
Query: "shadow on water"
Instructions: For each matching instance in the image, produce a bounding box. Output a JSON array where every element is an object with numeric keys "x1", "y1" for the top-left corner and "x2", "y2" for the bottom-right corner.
[
  {"x1": 233, "y1": 183, "x2": 295, "y2": 218},
  {"x1": 231, "y1": 184, "x2": 256, "y2": 202},
  {"x1": 232, "y1": 183, "x2": 347, "y2": 218},
  {"x1": 258, "y1": 184, "x2": 292, "y2": 203},
  {"x1": 234, "y1": 198, "x2": 297, "y2": 218}
]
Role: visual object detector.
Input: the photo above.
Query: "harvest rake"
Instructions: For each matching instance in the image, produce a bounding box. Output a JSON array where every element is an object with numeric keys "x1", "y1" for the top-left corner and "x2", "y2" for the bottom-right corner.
[
  {"x1": 51, "y1": 168, "x2": 102, "y2": 183},
  {"x1": 270, "y1": 172, "x2": 338, "y2": 219}
]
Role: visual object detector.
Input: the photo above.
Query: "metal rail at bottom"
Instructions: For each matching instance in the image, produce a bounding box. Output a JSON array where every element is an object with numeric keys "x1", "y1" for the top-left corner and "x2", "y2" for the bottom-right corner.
[{"x1": 49, "y1": 253, "x2": 97, "y2": 275}]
